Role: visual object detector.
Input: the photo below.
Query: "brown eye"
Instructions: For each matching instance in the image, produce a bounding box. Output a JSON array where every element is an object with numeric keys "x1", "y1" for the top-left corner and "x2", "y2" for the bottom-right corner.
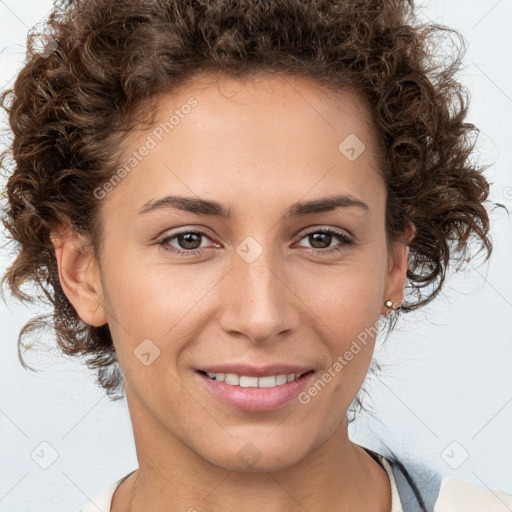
[
  {"x1": 296, "y1": 228, "x2": 354, "y2": 253},
  {"x1": 308, "y1": 232, "x2": 334, "y2": 249},
  {"x1": 158, "y1": 230, "x2": 213, "y2": 256},
  {"x1": 175, "y1": 232, "x2": 203, "y2": 250}
]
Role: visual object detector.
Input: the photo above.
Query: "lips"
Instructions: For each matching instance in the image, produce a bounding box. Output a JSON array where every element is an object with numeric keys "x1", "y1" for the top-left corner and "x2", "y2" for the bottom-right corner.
[{"x1": 195, "y1": 365, "x2": 315, "y2": 412}]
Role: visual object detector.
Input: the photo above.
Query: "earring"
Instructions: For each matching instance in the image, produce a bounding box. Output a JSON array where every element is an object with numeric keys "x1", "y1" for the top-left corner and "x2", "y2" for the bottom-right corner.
[{"x1": 384, "y1": 300, "x2": 393, "y2": 308}]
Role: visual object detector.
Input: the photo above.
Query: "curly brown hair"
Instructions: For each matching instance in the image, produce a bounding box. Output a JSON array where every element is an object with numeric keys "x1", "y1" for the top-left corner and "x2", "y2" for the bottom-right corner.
[{"x1": 1, "y1": 0, "x2": 492, "y2": 400}]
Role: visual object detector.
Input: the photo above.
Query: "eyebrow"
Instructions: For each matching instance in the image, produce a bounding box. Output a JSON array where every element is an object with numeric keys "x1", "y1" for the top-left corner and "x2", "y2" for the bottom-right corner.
[{"x1": 138, "y1": 193, "x2": 370, "y2": 219}]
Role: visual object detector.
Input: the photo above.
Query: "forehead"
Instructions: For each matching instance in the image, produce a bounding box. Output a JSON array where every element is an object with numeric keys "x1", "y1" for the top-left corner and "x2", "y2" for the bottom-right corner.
[
  {"x1": 102, "y1": 72, "x2": 385, "y2": 223},
  {"x1": 158, "y1": 71, "x2": 380, "y2": 150}
]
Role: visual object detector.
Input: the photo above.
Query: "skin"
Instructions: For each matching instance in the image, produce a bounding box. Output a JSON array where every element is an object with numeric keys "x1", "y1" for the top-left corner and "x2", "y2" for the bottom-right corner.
[{"x1": 52, "y1": 73, "x2": 414, "y2": 512}]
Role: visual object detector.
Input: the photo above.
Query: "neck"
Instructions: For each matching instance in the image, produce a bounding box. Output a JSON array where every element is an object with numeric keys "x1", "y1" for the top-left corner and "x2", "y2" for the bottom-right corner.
[{"x1": 113, "y1": 387, "x2": 391, "y2": 512}]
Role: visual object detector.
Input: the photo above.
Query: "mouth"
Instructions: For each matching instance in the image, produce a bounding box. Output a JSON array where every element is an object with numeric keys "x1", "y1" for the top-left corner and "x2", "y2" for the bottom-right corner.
[
  {"x1": 195, "y1": 369, "x2": 315, "y2": 412},
  {"x1": 196, "y1": 369, "x2": 314, "y2": 388}
]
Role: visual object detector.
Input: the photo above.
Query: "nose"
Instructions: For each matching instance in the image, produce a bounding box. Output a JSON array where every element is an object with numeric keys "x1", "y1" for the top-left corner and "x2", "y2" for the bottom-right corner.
[{"x1": 216, "y1": 243, "x2": 301, "y2": 344}]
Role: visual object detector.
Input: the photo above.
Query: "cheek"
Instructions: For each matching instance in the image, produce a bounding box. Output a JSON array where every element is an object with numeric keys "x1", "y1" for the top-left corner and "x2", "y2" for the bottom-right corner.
[
  {"x1": 296, "y1": 252, "x2": 387, "y2": 325},
  {"x1": 100, "y1": 252, "x2": 221, "y2": 349},
  {"x1": 294, "y1": 254, "x2": 387, "y2": 381},
  {"x1": 101, "y1": 234, "x2": 388, "y2": 360}
]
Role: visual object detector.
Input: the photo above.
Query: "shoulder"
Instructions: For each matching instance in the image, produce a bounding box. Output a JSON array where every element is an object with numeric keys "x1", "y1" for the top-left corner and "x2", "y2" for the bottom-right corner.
[
  {"x1": 434, "y1": 476, "x2": 512, "y2": 511},
  {"x1": 79, "y1": 471, "x2": 135, "y2": 512},
  {"x1": 368, "y1": 447, "x2": 512, "y2": 512}
]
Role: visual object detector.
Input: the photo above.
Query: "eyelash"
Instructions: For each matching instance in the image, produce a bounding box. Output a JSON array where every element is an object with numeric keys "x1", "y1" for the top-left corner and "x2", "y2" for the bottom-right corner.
[{"x1": 157, "y1": 228, "x2": 354, "y2": 257}]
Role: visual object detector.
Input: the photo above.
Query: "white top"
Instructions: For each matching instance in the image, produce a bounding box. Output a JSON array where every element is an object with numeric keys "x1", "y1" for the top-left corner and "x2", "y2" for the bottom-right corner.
[{"x1": 80, "y1": 453, "x2": 512, "y2": 512}]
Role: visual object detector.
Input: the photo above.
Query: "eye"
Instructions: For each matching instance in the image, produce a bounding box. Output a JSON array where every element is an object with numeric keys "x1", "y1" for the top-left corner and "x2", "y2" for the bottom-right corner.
[
  {"x1": 295, "y1": 228, "x2": 354, "y2": 254},
  {"x1": 157, "y1": 227, "x2": 354, "y2": 257},
  {"x1": 158, "y1": 230, "x2": 214, "y2": 256}
]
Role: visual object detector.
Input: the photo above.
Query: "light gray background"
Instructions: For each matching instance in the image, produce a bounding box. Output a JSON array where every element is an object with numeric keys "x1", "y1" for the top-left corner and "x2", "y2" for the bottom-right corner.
[{"x1": 0, "y1": 1, "x2": 511, "y2": 510}]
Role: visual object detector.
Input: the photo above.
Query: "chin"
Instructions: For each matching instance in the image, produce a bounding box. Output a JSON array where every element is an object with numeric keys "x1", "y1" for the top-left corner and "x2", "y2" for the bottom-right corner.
[{"x1": 197, "y1": 434, "x2": 313, "y2": 473}]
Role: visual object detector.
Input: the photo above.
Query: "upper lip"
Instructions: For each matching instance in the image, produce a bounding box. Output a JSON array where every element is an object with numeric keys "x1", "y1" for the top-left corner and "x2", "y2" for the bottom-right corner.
[{"x1": 197, "y1": 364, "x2": 314, "y2": 377}]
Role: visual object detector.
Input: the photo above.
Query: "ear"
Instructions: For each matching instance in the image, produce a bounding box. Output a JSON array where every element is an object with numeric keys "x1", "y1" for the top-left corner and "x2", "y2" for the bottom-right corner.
[
  {"x1": 50, "y1": 226, "x2": 108, "y2": 327},
  {"x1": 382, "y1": 222, "x2": 416, "y2": 314}
]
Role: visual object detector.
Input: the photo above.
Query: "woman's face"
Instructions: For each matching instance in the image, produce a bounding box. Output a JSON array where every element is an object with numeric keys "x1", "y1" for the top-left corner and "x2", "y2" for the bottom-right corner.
[{"x1": 62, "y1": 73, "x2": 410, "y2": 472}]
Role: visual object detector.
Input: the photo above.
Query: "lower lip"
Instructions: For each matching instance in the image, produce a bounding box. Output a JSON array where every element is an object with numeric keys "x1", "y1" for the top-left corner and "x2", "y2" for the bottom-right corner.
[{"x1": 196, "y1": 371, "x2": 315, "y2": 412}]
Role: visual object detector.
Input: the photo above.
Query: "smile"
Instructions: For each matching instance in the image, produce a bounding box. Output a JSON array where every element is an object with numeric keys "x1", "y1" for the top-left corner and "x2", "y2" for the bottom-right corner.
[
  {"x1": 196, "y1": 370, "x2": 315, "y2": 411},
  {"x1": 202, "y1": 371, "x2": 304, "y2": 387}
]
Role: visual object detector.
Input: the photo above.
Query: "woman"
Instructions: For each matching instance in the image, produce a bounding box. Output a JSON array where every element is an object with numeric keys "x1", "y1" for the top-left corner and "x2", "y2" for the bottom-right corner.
[{"x1": 1, "y1": 0, "x2": 511, "y2": 510}]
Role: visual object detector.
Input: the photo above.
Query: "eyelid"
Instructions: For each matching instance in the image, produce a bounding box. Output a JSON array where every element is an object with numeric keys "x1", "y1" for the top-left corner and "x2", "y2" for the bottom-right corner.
[
  {"x1": 295, "y1": 224, "x2": 353, "y2": 240},
  {"x1": 293, "y1": 227, "x2": 354, "y2": 250},
  {"x1": 158, "y1": 225, "x2": 352, "y2": 244},
  {"x1": 157, "y1": 225, "x2": 354, "y2": 257}
]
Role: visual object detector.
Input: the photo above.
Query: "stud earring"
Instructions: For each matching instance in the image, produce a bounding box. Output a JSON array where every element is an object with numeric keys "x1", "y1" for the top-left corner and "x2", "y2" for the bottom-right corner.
[{"x1": 384, "y1": 300, "x2": 393, "y2": 308}]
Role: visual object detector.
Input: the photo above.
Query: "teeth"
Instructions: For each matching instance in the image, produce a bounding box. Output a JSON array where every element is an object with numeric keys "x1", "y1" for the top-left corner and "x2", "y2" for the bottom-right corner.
[
  {"x1": 276, "y1": 374, "x2": 288, "y2": 385},
  {"x1": 240, "y1": 375, "x2": 259, "y2": 387},
  {"x1": 257, "y1": 375, "x2": 276, "y2": 388},
  {"x1": 205, "y1": 372, "x2": 303, "y2": 387}
]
